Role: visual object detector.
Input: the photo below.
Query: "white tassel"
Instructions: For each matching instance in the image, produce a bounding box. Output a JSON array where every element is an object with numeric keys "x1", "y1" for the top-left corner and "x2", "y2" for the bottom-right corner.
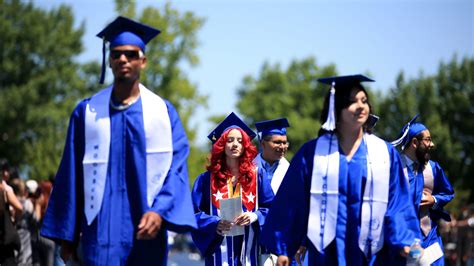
[
  {"x1": 322, "y1": 82, "x2": 336, "y2": 131},
  {"x1": 390, "y1": 127, "x2": 409, "y2": 147},
  {"x1": 391, "y1": 114, "x2": 420, "y2": 147}
]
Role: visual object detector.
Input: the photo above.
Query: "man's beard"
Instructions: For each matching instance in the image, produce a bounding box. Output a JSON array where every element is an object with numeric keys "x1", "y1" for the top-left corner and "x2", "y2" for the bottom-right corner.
[{"x1": 415, "y1": 145, "x2": 431, "y2": 165}]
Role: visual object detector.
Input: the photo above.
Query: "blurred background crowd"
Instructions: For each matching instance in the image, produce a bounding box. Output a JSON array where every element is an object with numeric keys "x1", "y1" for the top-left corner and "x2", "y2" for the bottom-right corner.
[
  {"x1": 1, "y1": 155, "x2": 473, "y2": 265},
  {"x1": 0, "y1": 157, "x2": 204, "y2": 266}
]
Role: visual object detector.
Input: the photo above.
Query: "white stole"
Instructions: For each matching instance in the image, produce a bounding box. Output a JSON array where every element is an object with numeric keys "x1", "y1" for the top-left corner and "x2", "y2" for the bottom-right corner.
[
  {"x1": 401, "y1": 157, "x2": 435, "y2": 236},
  {"x1": 307, "y1": 133, "x2": 390, "y2": 257},
  {"x1": 83, "y1": 84, "x2": 172, "y2": 225},
  {"x1": 419, "y1": 162, "x2": 434, "y2": 236},
  {"x1": 271, "y1": 157, "x2": 289, "y2": 194},
  {"x1": 254, "y1": 154, "x2": 290, "y2": 194}
]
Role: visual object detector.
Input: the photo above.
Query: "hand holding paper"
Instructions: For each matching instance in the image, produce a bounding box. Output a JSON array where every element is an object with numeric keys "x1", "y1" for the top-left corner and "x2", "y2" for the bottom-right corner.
[
  {"x1": 216, "y1": 220, "x2": 233, "y2": 236},
  {"x1": 219, "y1": 197, "x2": 244, "y2": 236}
]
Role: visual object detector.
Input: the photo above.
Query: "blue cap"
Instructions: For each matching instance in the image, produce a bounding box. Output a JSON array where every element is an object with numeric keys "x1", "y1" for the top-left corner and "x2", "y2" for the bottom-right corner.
[
  {"x1": 255, "y1": 118, "x2": 290, "y2": 139},
  {"x1": 96, "y1": 16, "x2": 161, "y2": 84},
  {"x1": 391, "y1": 114, "x2": 428, "y2": 147},
  {"x1": 207, "y1": 112, "x2": 256, "y2": 143},
  {"x1": 317, "y1": 74, "x2": 374, "y2": 131}
]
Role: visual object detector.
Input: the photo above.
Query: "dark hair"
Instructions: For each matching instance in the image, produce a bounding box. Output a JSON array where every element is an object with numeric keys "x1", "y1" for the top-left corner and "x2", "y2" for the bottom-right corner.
[
  {"x1": 318, "y1": 83, "x2": 372, "y2": 136},
  {"x1": 0, "y1": 158, "x2": 10, "y2": 172}
]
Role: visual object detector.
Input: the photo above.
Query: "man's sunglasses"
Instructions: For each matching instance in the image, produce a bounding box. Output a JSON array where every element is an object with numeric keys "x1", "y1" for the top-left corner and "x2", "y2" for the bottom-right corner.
[{"x1": 109, "y1": 50, "x2": 142, "y2": 60}]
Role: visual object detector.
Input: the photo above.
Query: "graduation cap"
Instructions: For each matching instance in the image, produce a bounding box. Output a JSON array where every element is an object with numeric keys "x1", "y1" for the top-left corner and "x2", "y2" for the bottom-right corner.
[
  {"x1": 207, "y1": 112, "x2": 256, "y2": 143},
  {"x1": 317, "y1": 74, "x2": 375, "y2": 131},
  {"x1": 391, "y1": 114, "x2": 427, "y2": 148},
  {"x1": 96, "y1": 16, "x2": 161, "y2": 84},
  {"x1": 255, "y1": 118, "x2": 290, "y2": 140}
]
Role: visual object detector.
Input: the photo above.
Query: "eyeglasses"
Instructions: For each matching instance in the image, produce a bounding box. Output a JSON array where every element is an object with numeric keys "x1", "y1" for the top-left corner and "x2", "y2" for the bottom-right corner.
[
  {"x1": 419, "y1": 137, "x2": 433, "y2": 144},
  {"x1": 267, "y1": 140, "x2": 290, "y2": 147},
  {"x1": 110, "y1": 50, "x2": 142, "y2": 60}
]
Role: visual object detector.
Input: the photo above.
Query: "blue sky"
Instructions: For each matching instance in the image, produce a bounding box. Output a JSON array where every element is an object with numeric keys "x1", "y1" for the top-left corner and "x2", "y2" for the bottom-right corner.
[{"x1": 36, "y1": 0, "x2": 473, "y2": 146}]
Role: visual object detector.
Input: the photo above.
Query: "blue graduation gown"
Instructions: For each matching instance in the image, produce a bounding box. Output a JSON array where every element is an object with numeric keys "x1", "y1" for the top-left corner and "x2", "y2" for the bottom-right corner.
[
  {"x1": 41, "y1": 97, "x2": 197, "y2": 265},
  {"x1": 407, "y1": 159, "x2": 454, "y2": 266},
  {"x1": 191, "y1": 170, "x2": 274, "y2": 266},
  {"x1": 260, "y1": 137, "x2": 421, "y2": 266}
]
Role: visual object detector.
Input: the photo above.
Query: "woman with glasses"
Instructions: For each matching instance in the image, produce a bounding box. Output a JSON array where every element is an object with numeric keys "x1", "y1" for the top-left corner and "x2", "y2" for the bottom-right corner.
[
  {"x1": 261, "y1": 74, "x2": 421, "y2": 265},
  {"x1": 191, "y1": 112, "x2": 274, "y2": 266}
]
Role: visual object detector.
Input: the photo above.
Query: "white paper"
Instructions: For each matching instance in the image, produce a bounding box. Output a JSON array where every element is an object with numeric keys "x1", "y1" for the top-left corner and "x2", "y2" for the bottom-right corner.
[
  {"x1": 419, "y1": 242, "x2": 443, "y2": 265},
  {"x1": 219, "y1": 197, "x2": 244, "y2": 236}
]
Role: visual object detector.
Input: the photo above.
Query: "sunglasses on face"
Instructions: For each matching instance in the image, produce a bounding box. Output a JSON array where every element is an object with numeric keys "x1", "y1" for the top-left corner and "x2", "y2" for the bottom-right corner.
[{"x1": 109, "y1": 50, "x2": 142, "y2": 60}]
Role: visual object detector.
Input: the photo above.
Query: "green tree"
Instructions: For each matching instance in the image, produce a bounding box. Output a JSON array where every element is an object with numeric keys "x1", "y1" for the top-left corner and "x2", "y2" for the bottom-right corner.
[
  {"x1": 0, "y1": 0, "x2": 89, "y2": 179},
  {"x1": 377, "y1": 55, "x2": 473, "y2": 202}
]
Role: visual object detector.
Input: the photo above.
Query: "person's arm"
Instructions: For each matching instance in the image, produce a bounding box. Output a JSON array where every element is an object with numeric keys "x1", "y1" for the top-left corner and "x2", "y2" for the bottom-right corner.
[
  {"x1": 2, "y1": 182, "x2": 23, "y2": 212},
  {"x1": 40, "y1": 101, "x2": 86, "y2": 244},
  {"x1": 191, "y1": 172, "x2": 224, "y2": 257},
  {"x1": 136, "y1": 211, "x2": 163, "y2": 240},
  {"x1": 260, "y1": 140, "x2": 314, "y2": 258},
  {"x1": 277, "y1": 255, "x2": 290, "y2": 266},
  {"x1": 430, "y1": 161, "x2": 454, "y2": 209},
  {"x1": 384, "y1": 144, "x2": 421, "y2": 259}
]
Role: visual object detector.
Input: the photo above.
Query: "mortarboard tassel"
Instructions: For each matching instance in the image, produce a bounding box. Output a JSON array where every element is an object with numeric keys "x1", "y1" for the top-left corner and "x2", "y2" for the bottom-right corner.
[
  {"x1": 391, "y1": 114, "x2": 420, "y2": 147},
  {"x1": 322, "y1": 82, "x2": 336, "y2": 131},
  {"x1": 99, "y1": 37, "x2": 106, "y2": 84}
]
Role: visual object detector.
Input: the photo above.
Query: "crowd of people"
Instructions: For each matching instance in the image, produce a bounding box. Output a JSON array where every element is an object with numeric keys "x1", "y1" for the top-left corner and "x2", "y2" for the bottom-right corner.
[
  {"x1": 0, "y1": 159, "x2": 61, "y2": 266},
  {"x1": 0, "y1": 15, "x2": 472, "y2": 266}
]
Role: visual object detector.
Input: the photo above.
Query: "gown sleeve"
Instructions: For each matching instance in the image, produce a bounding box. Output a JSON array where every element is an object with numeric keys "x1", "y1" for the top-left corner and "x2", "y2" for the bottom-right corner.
[
  {"x1": 260, "y1": 140, "x2": 315, "y2": 258},
  {"x1": 383, "y1": 143, "x2": 421, "y2": 255},
  {"x1": 430, "y1": 161, "x2": 454, "y2": 221},
  {"x1": 190, "y1": 172, "x2": 224, "y2": 257},
  {"x1": 150, "y1": 101, "x2": 197, "y2": 233},
  {"x1": 40, "y1": 101, "x2": 87, "y2": 243}
]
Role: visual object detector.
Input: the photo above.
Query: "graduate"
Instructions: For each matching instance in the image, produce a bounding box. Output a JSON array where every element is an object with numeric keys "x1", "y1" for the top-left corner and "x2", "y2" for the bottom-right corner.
[
  {"x1": 392, "y1": 115, "x2": 455, "y2": 265},
  {"x1": 191, "y1": 112, "x2": 274, "y2": 266},
  {"x1": 254, "y1": 118, "x2": 291, "y2": 195},
  {"x1": 40, "y1": 16, "x2": 197, "y2": 265},
  {"x1": 260, "y1": 74, "x2": 421, "y2": 265}
]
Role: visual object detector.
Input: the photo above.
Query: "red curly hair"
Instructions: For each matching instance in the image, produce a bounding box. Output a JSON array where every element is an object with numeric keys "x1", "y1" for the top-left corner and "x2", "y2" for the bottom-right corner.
[{"x1": 207, "y1": 127, "x2": 257, "y2": 193}]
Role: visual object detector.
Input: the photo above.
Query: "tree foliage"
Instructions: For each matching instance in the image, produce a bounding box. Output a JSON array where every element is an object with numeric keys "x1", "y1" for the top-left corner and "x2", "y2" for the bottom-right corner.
[
  {"x1": 0, "y1": 0, "x2": 90, "y2": 179},
  {"x1": 377, "y1": 56, "x2": 473, "y2": 202}
]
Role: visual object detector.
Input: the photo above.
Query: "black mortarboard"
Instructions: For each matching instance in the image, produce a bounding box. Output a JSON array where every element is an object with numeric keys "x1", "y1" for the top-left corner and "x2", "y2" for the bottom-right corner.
[
  {"x1": 207, "y1": 112, "x2": 256, "y2": 143},
  {"x1": 96, "y1": 16, "x2": 161, "y2": 84},
  {"x1": 317, "y1": 74, "x2": 374, "y2": 131}
]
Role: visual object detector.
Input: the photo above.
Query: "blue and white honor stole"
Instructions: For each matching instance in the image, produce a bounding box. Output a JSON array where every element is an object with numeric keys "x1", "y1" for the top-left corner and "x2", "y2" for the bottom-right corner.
[
  {"x1": 83, "y1": 84, "x2": 173, "y2": 225},
  {"x1": 307, "y1": 133, "x2": 390, "y2": 258}
]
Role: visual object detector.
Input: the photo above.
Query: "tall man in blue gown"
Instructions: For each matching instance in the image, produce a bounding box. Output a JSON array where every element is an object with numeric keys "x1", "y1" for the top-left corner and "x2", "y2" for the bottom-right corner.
[
  {"x1": 392, "y1": 116, "x2": 454, "y2": 265},
  {"x1": 40, "y1": 16, "x2": 197, "y2": 265}
]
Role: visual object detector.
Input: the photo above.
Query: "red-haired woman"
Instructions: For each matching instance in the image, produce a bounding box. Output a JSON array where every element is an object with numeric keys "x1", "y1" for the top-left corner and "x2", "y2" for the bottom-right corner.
[{"x1": 191, "y1": 112, "x2": 274, "y2": 266}]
